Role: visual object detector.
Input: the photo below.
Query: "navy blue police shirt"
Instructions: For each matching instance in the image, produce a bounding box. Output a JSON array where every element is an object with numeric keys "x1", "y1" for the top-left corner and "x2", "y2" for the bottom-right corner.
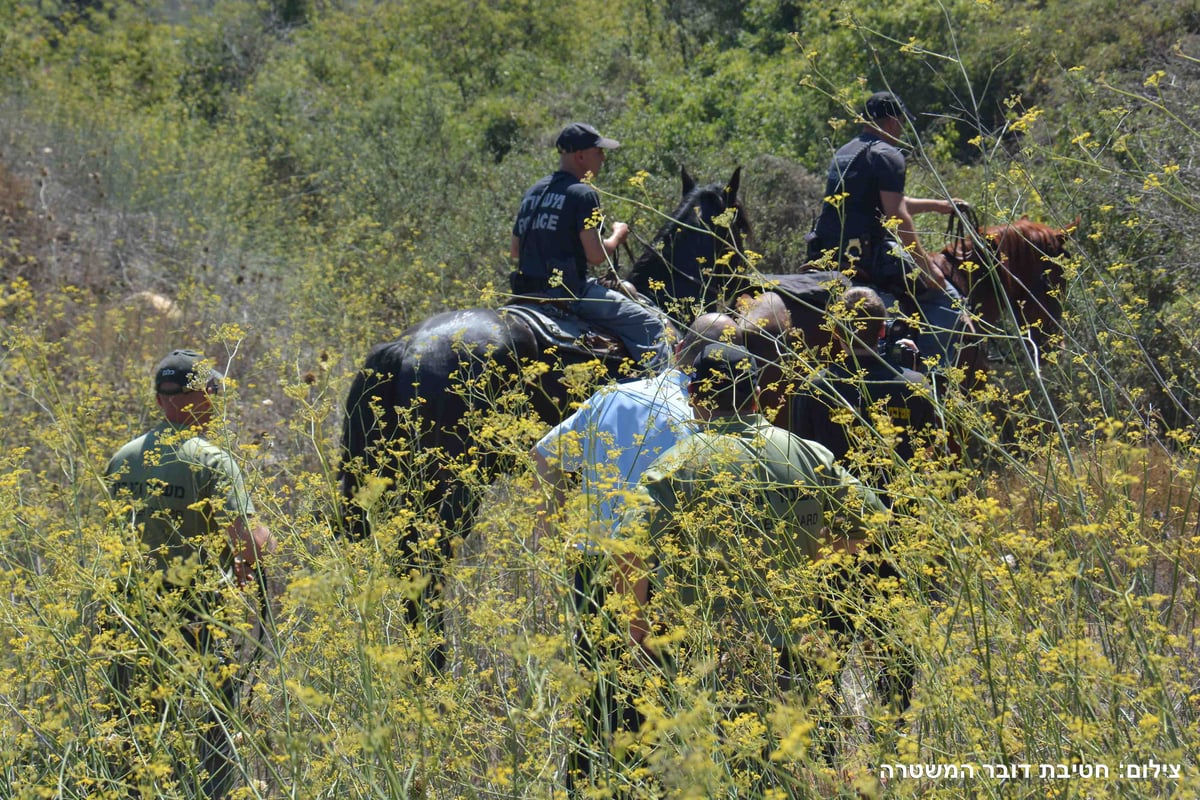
[
  {"x1": 811, "y1": 133, "x2": 908, "y2": 258},
  {"x1": 790, "y1": 353, "x2": 938, "y2": 503},
  {"x1": 512, "y1": 170, "x2": 603, "y2": 296}
]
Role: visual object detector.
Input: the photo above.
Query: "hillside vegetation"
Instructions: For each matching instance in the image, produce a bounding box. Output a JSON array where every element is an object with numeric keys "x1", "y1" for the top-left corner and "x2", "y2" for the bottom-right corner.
[{"x1": 3, "y1": 1, "x2": 1200, "y2": 797}]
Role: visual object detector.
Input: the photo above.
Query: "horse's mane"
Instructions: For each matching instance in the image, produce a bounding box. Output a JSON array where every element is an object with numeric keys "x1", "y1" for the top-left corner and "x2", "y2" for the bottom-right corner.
[
  {"x1": 632, "y1": 181, "x2": 750, "y2": 267},
  {"x1": 988, "y1": 217, "x2": 1069, "y2": 273},
  {"x1": 663, "y1": 177, "x2": 752, "y2": 244}
]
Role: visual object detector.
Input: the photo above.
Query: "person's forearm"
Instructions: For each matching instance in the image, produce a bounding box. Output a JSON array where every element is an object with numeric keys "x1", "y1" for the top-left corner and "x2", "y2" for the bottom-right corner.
[
  {"x1": 584, "y1": 221, "x2": 629, "y2": 265},
  {"x1": 601, "y1": 232, "x2": 624, "y2": 256},
  {"x1": 530, "y1": 447, "x2": 568, "y2": 546},
  {"x1": 906, "y1": 197, "x2": 955, "y2": 215},
  {"x1": 895, "y1": 212, "x2": 946, "y2": 286},
  {"x1": 613, "y1": 552, "x2": 651, "y2": 647},
  {"x1": 227, "y1": 517, "x2": 276, "y2": 585}
]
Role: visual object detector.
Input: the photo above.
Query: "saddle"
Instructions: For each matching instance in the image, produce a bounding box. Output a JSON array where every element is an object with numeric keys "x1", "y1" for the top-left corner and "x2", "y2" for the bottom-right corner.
[{"x1": 499, "y1": 301, "x2": 630, "y2": 365}]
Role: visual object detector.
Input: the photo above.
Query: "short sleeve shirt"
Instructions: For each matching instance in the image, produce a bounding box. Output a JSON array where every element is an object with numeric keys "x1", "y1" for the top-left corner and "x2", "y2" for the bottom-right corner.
[
  {"x1": 106, "y1": 421, "x2": 255, "y2": 579},
  {"x1": 639, "y1": 414, "x2": 886, "y2": 646},
  {"x1": 535, "y1": 369, "x2": 693, "y2": 537},
  {"x1": 812, "y1": 133, "x2": 908, "y2": 251},
  {"x1": 512, "y1": 170, "x2": 602, "y2": 295},
  {"x1": 642, "y1": 414, "x2": 881, "y2": 556}
]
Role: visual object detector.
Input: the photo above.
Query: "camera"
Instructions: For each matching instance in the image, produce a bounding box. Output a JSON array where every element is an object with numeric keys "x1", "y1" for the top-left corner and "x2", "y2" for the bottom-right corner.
[{"x1": 880, "y1": 318, "x2": 921, "y2": 372}]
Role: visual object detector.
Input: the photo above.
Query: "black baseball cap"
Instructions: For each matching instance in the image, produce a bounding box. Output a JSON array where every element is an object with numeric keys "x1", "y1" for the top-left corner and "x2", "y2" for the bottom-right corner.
[
  {"x1": 555, "y1": 122, "x2": 620, "y2": 153},
  {"x1": 154, "y1": 349, "x2": 223, "y2": 394},
  {"x1": 690, "y1": 342, "x2": 758, "y2": 410},
  {"x1": 865, "y1": 91, "x2": 915, "y2": 122}
]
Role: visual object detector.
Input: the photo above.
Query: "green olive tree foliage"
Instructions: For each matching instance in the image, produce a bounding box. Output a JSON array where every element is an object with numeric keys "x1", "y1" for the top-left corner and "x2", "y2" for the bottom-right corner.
[{"x1": 5, "y1": 0, "x2": 1200, "y2": 797}]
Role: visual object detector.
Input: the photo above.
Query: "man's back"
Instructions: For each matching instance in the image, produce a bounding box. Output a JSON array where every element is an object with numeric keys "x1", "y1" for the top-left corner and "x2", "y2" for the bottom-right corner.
[
  {"x1": 812, "y1": 133, "x2": 907, "y2": 254},
  {"x1": 640, "y1": 413, "x2": 882, "y2": 645},
  {"x1": 511, "y1": 170, "x2": 597, "y2": 294},
  {"x1": 791, "y1": 354, "x2": 939, "y2": 502},
  {"x1": 107, "y1": 420, "x2": 254, "y2": 576},
  {"x1": 536, "y1": 369, "x2": 693, "y2": 535}
]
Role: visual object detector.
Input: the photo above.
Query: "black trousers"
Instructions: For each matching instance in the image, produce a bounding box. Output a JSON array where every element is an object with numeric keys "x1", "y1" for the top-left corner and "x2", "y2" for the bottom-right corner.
[
  {"x1": 108, "y1": 587, "x2": 243, "y2": 799},
  {"x1": 566, "y1": 557, "x2": 646, "y2": 796},
  {"x1": 814, "y1": 550, "x2": 919, "y2": 713}
]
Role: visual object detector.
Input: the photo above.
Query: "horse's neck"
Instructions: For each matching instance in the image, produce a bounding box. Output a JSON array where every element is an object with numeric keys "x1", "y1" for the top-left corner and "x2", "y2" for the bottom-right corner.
[
  {"x1": 627, "y1": 249, "x2": 666, "y2": 290},
  {"x1": 628, "y1": 227, "x2": 680, "y2": 285}
]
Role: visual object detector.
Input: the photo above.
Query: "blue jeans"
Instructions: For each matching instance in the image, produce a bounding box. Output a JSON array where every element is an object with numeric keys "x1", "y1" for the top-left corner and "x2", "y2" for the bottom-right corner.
[
  {"x1": 565, "y1": 280, "x2": 670, "y2": 370},
  {"x1": 912, "y1": 281, "x2": 970, "y2": 369}
]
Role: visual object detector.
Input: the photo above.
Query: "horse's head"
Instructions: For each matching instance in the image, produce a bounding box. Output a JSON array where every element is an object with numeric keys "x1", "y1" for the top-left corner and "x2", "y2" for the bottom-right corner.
[
  {"x1": 628, "y1": 166, "x2": 751, "y2": 315},
  {"x1": 941, "y1": 216, "x2": 1074, "y2": 343},
  {"x1": 678, "y1": 165, "x2": 750, "y2": 242}
]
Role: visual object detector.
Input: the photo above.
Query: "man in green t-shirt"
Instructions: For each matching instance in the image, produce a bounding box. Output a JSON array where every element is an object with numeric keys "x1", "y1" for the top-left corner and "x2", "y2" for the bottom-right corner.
[
  {"x1": 105, "y1": 349, "x2": 274, "y2": 799},
  {"x1": 617, "y1": 344, "x2": 891, "y2": 789},
  {"x1": 107, "y1": 349, "x2": 271, "y2": 581},
  {"x1": 633, "y1": 343, "x2": 886, "y2": 675}
]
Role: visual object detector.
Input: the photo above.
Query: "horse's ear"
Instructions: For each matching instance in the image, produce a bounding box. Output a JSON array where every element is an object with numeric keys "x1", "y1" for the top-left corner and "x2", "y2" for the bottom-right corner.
[
  {"x1": 681, "y1": 166, "x2": 696, "y2": 198},
  {"x1": 726, "y1": 166, "x2": 742, "y2": 202}
]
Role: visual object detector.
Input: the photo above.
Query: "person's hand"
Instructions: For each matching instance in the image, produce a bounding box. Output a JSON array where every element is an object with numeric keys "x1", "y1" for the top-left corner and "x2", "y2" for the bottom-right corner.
[
  {"x1": 916, "y1": 249, "x2": 949, "y2": 286},
  {"x1": 611, "y1": 221, "x2": 630, "y2": 244},
  {"x1": 233, "y1": 557, "x2": 256, "y2": 587},
  {"x1": 631, "y1": 637, "x2": 659, "y2": 668},
  {"x1": 629, "y1": 622, "x2": 659, "y2": 667},
  {"x1": 232, "y1": 522, "x2": 276, "y2": 586}
]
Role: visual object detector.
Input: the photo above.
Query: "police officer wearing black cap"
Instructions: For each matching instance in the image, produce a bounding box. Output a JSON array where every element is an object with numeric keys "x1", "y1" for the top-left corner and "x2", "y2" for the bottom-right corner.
[
  {"x1": 104, "y1": 348, "x2": 275, "y2": 799},
  {"x1": 510, "y1": 122, "x2": 669, "y2": 370},
  {"x1": 807, "y1": 91, "x2": 963, "y2": 296}
]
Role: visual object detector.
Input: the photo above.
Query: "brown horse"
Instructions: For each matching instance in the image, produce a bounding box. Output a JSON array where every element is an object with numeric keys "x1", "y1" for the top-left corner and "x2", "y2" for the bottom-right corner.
[{"x1": 935, "y1": 213, "x2": 1076, "y2": 350}]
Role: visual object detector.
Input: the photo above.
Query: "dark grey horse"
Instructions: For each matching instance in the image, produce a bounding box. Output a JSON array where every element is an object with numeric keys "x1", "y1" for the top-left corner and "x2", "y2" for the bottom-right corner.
[{"x1": 339, "y1": 168, "x2": 749, "y2": 667}]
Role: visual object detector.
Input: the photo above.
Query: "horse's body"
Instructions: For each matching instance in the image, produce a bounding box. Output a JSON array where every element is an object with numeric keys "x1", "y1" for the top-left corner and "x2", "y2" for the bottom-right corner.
[
  {"x1": 339, "y1": 169, "x2": 748, "y2": 664},
  {"x1": 341, "y1": 308, "x2": 572, "y2": 537}
]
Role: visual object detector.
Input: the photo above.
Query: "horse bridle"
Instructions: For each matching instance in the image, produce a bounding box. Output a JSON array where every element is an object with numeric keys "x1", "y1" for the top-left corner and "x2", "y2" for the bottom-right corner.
[{"x1": 943, "y1": 202, "x2": 984, "y2": 263}]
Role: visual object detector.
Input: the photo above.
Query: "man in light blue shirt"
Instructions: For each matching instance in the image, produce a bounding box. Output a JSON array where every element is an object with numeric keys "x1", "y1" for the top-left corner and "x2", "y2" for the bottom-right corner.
[
  {"x1": 530, "y1": 311, "x2": 737, "y2": 794},
  {"x1": 532, "y1": 312, "x2": 738, "y2": 540}
]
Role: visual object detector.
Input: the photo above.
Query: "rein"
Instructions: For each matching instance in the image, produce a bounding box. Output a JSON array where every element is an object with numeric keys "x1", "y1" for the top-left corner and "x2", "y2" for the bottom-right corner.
[
  {"x1": 938, "y1": 202, "x2": 998, "y2": 293},
  {"x1": 944, "y1": 202, "x2": 983, "y2": 259},
  {"x1": 623, "y1": 222, "x2": 709, "y2": 294}
]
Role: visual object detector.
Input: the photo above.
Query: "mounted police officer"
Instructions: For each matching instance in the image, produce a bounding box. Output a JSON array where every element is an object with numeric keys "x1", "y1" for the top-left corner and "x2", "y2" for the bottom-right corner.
[
  {"x1": 807, "y1": 91, "x2": 973, "y2": 369},
  {"x1": 808, "y1": 91, "x2": 963, "y2": 297},
  {"x1": 510, "y1": 122, "x2": 669, "y2": 370}
]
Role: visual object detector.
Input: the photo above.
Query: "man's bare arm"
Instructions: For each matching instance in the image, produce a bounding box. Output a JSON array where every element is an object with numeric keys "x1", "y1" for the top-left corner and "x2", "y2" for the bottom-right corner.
[
  {"x1": 581, "y1": 221, "x2": 629, "y2": 266},
  {"x1": 613, "y1": 552, "x2": 652, "y2": 651},
  {"x1": 227, "y1": 516, "x2": 276, "y2": 586},
  {"x1": 530, "y1": 446, "x2": 571, "y2": 546},
  {"x1": 880, "y1": 190, "x2": 946, "y2": 285}
]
